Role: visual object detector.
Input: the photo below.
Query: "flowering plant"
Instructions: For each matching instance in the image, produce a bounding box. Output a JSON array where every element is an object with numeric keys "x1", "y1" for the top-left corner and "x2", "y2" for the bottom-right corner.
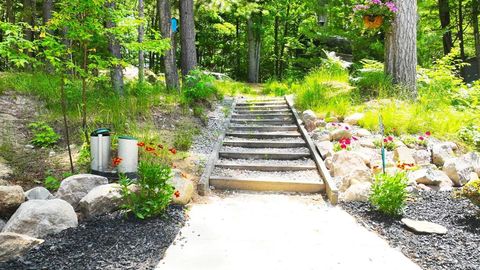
[
  {"x1": 374, "y1": 135, "x2": 396, "y2": 151},
  {"x1": 334, "y1": 136, "x2": 358, "y2": 152},
  {"x1": 353, "y1": 0, "x2": 398, "y2": 18}
]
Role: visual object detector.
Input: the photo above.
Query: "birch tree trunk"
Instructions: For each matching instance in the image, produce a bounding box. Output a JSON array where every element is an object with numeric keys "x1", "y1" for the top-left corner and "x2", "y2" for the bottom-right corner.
[
  {"x1": 384, "y1": 0, "x2": 417, "y2": 99},
  {"x1": 473, "y1": 0, "x2": 480, "y2": 75},
  {"x1": 138, "y1": 0, "x2": 145, "y2": 83},
  {"x1": 247, "y1": 14, "x2": 261, "y2": 83},
  {"x1": 179, "y1": 0, "x2": 197, "y2": 78},
  {"x1": 106, "y1": 1, "x2": 125, "y2": 95},
  {"x1": 158, "y1": 0, "x2": 180, "y2": 90}
]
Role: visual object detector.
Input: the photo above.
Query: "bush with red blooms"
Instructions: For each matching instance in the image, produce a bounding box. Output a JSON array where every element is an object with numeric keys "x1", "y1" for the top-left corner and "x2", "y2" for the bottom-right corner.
[{"x1": 334, "y1": 136, "x2": 358, "y2": 152}]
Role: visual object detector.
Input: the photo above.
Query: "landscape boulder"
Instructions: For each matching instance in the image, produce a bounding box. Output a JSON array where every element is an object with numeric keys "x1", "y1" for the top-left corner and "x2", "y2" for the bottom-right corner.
[
  {"x1": 0, "y1": 219, "x2": 5, "y2": 231},
  {"x1": 460, "y1": 152, "x2": 480, "y2": 175},
  {"x1": 401, "y1": 218, "x2": 448, "y2": 235},
  {"x1": 330, "y1": 128, "x2": 352, "y2": 141},
  {"x1": 354, "y1": 128, "x2": 372, "y2": 138},
  {"x1": 407, "y1": 168, "x2": 452, "y2": 190},
  {"x1": 443, "y1": 158, "x2": 476, "y2": 186},
  {"x1": 302, "y1": 110, "x2": 317, "y2": 132},
  {"x1": 0, "y1": 232, "x2": 44, "y2": 262},
  {"x1": 56, "y1": 174, "x2": 108, "y2": 209},
  {"x1": 344, "y1": 112, "x2": 365, "y2": 125},
  {"x1": 2, "y1": 199, "x2": 78, "y2": 238},
  {"x1": 432, "y1": 143, "x2": 456, "y2": 166},
  {"x1": 394, "y1": 147, "x2": 416, "y2": 166},
  {"x1": 25, "y1": 187, "x2": 53, "y2": 201},
  {"x1": 79, "y1": 184, "x2": 124, "y2": 218},
  {"x1": 340, "y1": 182, "x2": 371, "y2": 202},
  {"x1": 312, "y1": 129, "x2": 331, "y2": 142},
  {"x1": 169, "y1": 170, "x2": 195, "y2": 205},
  {"x1": 0, "y1": 185, "x2": 25, "y2": 218},
  {"x1": 316, "y1": 141, "x2": 334, "y2": 158},
  {"x1": 332, "y1": 151, "x2": 372, "y2": 191},
  {"x1": 413, "y1": 149, "x2": 431, "y2": 166},
  {"x1": 359, "y1": 138, "x2": 376, "y2": 149}
]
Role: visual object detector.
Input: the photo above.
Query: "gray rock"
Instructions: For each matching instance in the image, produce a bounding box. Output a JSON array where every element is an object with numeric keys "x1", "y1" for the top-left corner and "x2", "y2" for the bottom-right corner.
[
  {"x1": 344, "y1": 113, "x2": 365, "y2": 125},
  {"x1": 330, "y1": 128, "x2": 352, "y2": 141},
  {"x1": 407, "y1": 168, "x2": 452, "y2": 187},
  {"x1": 169, "y1": 170, "x2": 195, "y2": 205},
  {"x1": 79, "y1": 184, "x2": 124, "y2": 218},
  {"x1": 312, "y1": 129, "x2": 331, "y2": 142},
  {"x1": 401, "y1": 218, "x2": 448, "y2": 234},
  {"x1": 394, "y1": 147, "x2": 416, "y2": 165},
  {"x1": 340, "y1": 182, "x2": 371, "y2": 202},
  {"x1": 316, "y1": 141, "x2": 334, "y2": 159},
  {"x1": 443, "y1": 158, "x2": 476, "y2": 186},
  {"x1": 0, "y1": 232, "x2": 44, "y2": 262},
  {"x1": 332, "y1": 151, "x2": 372, "y2": 192},
  {"x1": 2, "y1": 199, "x2": 78, "y2": 238},
  {"x1": 354, "y1": 128, "x2": 372, "y2": 138},
  {"x1": 0, "y1": 219, "x2": 5, "y2": 231},
  {"x1": 432, "y1": 143, "x2": 456, "y2": 166},
  {"x1": 413, "y1": 149, "x2": 431, "y2": 165},
  {"x1": 0, "y1": 185, "x2": 25, "y2": 218},
  {"x1": 0, "y1": 158, "x2": 13, "y2": 180},
  {"x1": 461, "y1": 152, "x2": 480, "y2": 175},
  {"x1": 302, "y1": 110, "x2": 317, "y2": 123},
  {"x1": 56, "y1": 174, "x2": 108, "y2": 209},
  {"x1": 25, "y1": 187, "x2": 53, "y2": 200}
]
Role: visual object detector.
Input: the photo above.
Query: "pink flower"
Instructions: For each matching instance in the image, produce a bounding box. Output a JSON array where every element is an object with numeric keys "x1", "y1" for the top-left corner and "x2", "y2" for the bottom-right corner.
[
  {"x1": 385, "y1": 2, "x2": 398, "y2": 12},
  {"x1": 388, "y1": 136, "x2": 394, "y2": 141},
  {"x1": 352, "y1": 136, "x2": 358, "y2": 141},
  {"x1": 419, "y1": 136, "x2": 425, "y2": 141},
  {"x1": 345, "y1": 126, "x2": 350, "y2": 130},
  {"x1": 341, "y1": 144, "x2": 347, "y2": 149},
  {"x1": 383, "y1": 138, "x2": 388, "y2": 143},
  {"x1": 371, "y1": 0, "x2": 382, "y2": 4},
  {"x1": 425, "y1": 131, "x2": 431, "y2": 136}
]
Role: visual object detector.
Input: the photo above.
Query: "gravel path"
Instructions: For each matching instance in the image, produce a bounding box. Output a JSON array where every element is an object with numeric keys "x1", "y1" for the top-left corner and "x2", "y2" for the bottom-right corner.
[
  {"x1": 0, "y1": 206, "x2": 185, "y2": 270},
  {"x1": 220, "y1": 146, "x2": 310, "y2": 153},
  {"x1": 212, "y1": 168, "x2": 322, "y2": 182},
  {"x1": 341, "y1": 192, "x2": 480, "y2": 270},
  {"x1": 217, "y1": 158, "x2": 316, "y2": 166}
]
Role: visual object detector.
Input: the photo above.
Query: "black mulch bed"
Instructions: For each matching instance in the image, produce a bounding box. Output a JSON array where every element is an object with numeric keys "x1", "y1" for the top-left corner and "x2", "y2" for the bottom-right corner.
[
  {"x1": 0, "y1": 205, "x2": 185, "y2": 270},
  {"x1": 342, "y1": 192, "x2": 480, "y2": 270}
]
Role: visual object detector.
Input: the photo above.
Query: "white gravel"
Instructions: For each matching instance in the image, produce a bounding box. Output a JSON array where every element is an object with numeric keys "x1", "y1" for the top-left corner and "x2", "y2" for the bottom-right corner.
[
  {"x1": 224, "y1": 136, "x2": 306, "y2": 143},
  {"x1": 220, "y1": 146, "x2": 310, "y2": 153},
  {"x1": 211, "y1": 168, "x2": 322, "y2": 182},
  {"x1": 217, "y1": 158, "x2": 316, "y2": 166}
]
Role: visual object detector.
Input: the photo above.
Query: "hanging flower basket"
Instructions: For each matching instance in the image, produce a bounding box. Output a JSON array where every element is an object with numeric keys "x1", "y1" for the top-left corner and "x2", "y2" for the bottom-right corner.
[{"x1": 363, "y1": 15, "x2": 384, "y2": 29}]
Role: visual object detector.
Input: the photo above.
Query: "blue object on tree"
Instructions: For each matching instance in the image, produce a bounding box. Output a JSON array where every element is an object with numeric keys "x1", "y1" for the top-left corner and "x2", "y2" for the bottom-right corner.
[{"x1": 172, "y1": 18, "x2": 178, "y2": 33}]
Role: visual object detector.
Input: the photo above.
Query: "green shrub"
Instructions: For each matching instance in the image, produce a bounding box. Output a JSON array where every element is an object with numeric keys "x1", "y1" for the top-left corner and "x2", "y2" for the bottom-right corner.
[
  {"x1": 458, "y1": 179, "x2": 480, "y2": 207},
  {"x1": 458, "y1": 125, "x2": 480, "y2": 151},
  {"x1": 119, "y1": 161, "x2": 174, "y2": 219},
  {"x1": 174, "y1": 124, "x2": 199, "y2": 151},
  {"x1": 353, "y1": 59, "x2": 395, "y2": 98},
  {"x1": 369, "y1": 172, "x2": 408, "y2": 216},
  {"x1": 44, "y1": 175, "x2": 61, "y2": 191},
  {"x1": 262, "y1": 81, "x2": 290, "y2": 96},
  {"x1": 182, "y1": 69, "x2": 220, "y2": 105},
  {"x1": 28, "y1": 121, "x2": 60, "y2": 147}
]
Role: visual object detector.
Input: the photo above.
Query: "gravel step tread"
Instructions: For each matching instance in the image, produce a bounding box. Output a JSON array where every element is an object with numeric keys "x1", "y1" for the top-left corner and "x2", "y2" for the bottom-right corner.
[
  {"x1": 226, "y1": 132, "x2": 302, "y2": 139},
  {"x1": 224, "y1": 136, "x2": 305, "y2": 143},
  {"x1": 214, "y1": 162, "x2": 317, "y2": 171},
  {"x1": 231, "y1": 119, "x2": 295, "y2": 124},
  {"x1": 229, "y1": 125, "x2": 298, "y2": 132},
  {"x1": 235, "y1": 109, "x2": 291, "y2": 114},
  {"x1": 221, "y1": 146, "x2": 310, "y2": 153},
  {"x1": 216, "y1": 158, "x2": 316, "y2": 166},
  {"x1": 236, "y1": 102, "x2": 287, "y2": 106},
  {"x1": 231, "y1": 114, "x2": 293, "y2": 119},
  {"x1": 222, "y1": 140, "x2": 306, "y2": 148},
  {"x1": 211, "y1": 168, "x2": 322, "y2": 182},
  {"x1": 219, "y1": 151, "x2": 310, "y2": 160}
]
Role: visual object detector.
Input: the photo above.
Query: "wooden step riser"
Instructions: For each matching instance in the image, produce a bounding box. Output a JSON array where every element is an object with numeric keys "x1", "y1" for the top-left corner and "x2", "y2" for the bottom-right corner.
[
  {"x1": 215, "y1": 164, "x2": 316, "y2": 171},
  {"x1": 236, "y1": 102, "x2": 286, "y2": 106},
  {"x1": 231, "y1": 119, "x2": 295, "y2": 125},
  {"x1": 232, "y1": 114, "x2": 292, "y2": 120},
  {"x1": 226, "y1": 133, "x2": 302, "y2": 139},
  {"x1": 223, "y1": 141, "x2": 306, "y2": 148},
  {"x1": 210, "y1": 177, "x2": 325, "y2": 193},
  {"x1": 229, "y1": 126, "x2": 298, "y2": 132},
  {"x1": 219, "y1": 152, "x2": 310, "y2": 160}
]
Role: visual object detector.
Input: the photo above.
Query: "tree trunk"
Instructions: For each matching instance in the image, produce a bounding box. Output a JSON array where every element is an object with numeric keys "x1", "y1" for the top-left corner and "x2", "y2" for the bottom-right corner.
[
  {"x1": 138, "y1": 0, "x2": 145, "y2": 84},
  {"x1": 384, "y1": 0, "x2": 417, "y2": 99},
  {"x1": 247, "y1": 14, "x2": 261, "y2": 83},
  {"x1": 158, "y1": 0, "x2": 180, "y2": 90},
  {"x1": 235, "y1": 18, "x2": 241, "y2": 79},
  {"x1": 42, "y1": 0, "x2": 53, "y2": 25},
  {"x1": 274, "y1": 15, "x2": 279, "y2": 78},
  {"x1": 81, "y1": 43, "x2": 89, "y2": 144},
  {"x1": 458, "y1": 0, "x2": 465, "y2": 60},
  {"x1": 438, "y1": 0, "x2": 453, "y2": 55},
  {"x1": 473, "y1": 0, "x2": 480, "y2": 76},
  {"x1": 106, "y1": 1, "x2": 125, "y2": 95},
  {"x1": 60, "y1": 74, "x2": 74, "y2": 173},
  {"x1": 6, "y1": 0, "x2": 15, "y2": 23},
  {"x1": 179, "y1": 0, "x2": 198, "y2": 78},
  {"x1": 278, "y1": 3, "x2": 291, "y2": 80},
  {"x1": 23, "y1": 0, "x2": 36, "y2": 41}
]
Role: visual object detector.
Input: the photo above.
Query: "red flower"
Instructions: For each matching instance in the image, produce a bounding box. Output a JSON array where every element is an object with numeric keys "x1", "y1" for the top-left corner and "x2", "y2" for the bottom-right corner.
[
  {"x1": 387, "y1": 136, "x2": 393, "y2": 141},
  {"x1": 112, "y1": 157, "x2": 123, "y2": 167},
  {"x1": 341, "y1": 144, "x2": 347, "y2": 149},
  {"x1": 157, "y1": 144, "x2": 164, "y2": 149},
  {"x1": 419, "y1": 136, "x2": 425, "y2": 141},
  {"x1": 169, "y1": 148, "x2": 177, "y2": 155},
  {"x1": 174, "y1": 191, "x2": 180, "y2": 198},
  {"x1": 137, "y1": 142, "x2": 145, "y2": 147},
  {"x1": 425, "y1": 131, "x2": 431, "y2": 136},
  {"x1": 345, "y1": 126, "x2": 350, "y2": 130},
  {"x1": 383, "y1": 138, "x2": 388, "y2": 143},
  {"x1": 145, "y1": 146, "x2": 155, "y2": 152}
]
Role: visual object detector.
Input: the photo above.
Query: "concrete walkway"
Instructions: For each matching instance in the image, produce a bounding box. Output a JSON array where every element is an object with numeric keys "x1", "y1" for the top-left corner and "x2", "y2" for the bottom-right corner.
[{"x1": 156, "y1": 192, "x2": 421, "y2": 270}]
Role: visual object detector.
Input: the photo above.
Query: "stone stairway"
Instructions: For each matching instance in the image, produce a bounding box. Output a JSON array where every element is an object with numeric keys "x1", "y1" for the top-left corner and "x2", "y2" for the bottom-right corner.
[{"x1": 208, "y1": 97, "x2": 325, "y2": 193}]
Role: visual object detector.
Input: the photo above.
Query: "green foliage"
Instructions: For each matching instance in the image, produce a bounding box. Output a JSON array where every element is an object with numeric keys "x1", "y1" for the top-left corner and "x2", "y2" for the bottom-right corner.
[
  {"x1": 174, "y1": 124, "x2": 199, "y2": 151},
  {"x1": 353, "y1": 59, "x2": 395, "y2": 98},
  {"x1": 458, "y1": 125, "x2": 480, "y2": 151},
  {"x1": 44, "y1": 175, "x2": 61, "y2": 191},
  {"x1": 119, "y1": 161, "x2": 174, "y2": 220},
  {"x1": 215, "y1": 80, "x2": 252, "y2": 96},
  {"x1": 458, "y1": 179, "x2": 480, "y2": 207},
  {"x1": 182, "y1": 69, "x2": 221, "y2": 105},
  {"x1": 28, "y1": 122, "x2": 60, "y2": 148},
  {"x1": 369, "y1": 172, "x2": 408, "y2": 216},
  {"x1": 262, "y1": 81, "x2": 290, "y2": 96}
]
